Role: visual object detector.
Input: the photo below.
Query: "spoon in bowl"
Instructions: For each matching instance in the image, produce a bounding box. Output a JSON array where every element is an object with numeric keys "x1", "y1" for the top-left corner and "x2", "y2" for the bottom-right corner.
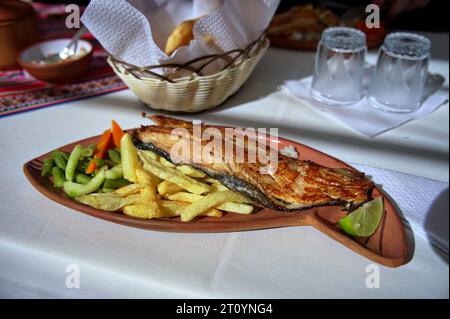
[{"x1": 44, "y1": 26, "x2": 88, "y2": 63}]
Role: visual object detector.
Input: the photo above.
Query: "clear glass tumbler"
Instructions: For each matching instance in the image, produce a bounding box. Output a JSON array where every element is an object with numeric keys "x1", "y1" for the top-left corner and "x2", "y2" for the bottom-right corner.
[
  {"x1": 368, "y1": 32, "x2": 431, "y2": 113},
  {"x1": 311, "y1": 27, "x2": 367, "y2": 106}
]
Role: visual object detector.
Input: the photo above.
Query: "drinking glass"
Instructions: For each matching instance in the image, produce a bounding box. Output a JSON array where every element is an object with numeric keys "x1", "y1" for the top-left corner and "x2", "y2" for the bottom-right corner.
[
  {"x1": 311, "y1": 27, "x2": 367, "y2": 106},
  {"x1": 368, "y1": 32, "x2": 431, "y2": 113}
]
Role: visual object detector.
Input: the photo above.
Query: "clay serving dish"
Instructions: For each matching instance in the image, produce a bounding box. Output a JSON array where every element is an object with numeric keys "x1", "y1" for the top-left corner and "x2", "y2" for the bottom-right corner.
[{"x1": 23, "y1": 128, "x2": 409, "y2": 268}]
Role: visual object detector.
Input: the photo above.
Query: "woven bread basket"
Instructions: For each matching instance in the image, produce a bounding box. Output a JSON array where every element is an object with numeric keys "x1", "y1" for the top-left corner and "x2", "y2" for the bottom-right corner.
[{"x1": 107, "y1": 34, "x2": 269, "y2": 113}]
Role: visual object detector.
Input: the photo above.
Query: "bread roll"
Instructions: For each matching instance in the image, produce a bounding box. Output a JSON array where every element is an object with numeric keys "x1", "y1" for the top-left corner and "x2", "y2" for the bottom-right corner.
[{"x1": 165, "y1": 18, "x2": 200, "y2": 56}]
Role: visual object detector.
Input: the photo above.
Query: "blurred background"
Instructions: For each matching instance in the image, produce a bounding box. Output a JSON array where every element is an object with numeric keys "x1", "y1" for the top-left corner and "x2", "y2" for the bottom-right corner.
[
  {"x1": 2, "y1": 0, "x2": 447, "y2": 116},
  {"x1": 34, "y1": 0, "x2": 448, "y2": 32},
  {"x1": 278, "y1": 0, "x2": 448, "y2": 31}
]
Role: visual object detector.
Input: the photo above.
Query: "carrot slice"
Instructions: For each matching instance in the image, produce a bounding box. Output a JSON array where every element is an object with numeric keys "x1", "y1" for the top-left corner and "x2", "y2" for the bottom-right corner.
[
  {"x1": 96, "y1": 129, "x2": 113, "y2": 158},
  {"x1": 85, "y1": 160, "x2": 97, "y2": 175},
  {"x1": 85, "y1": 129, "x2": 113, "y2": 174},
  {"x1": 112, "y1": 120, "x2": 125, "y2": 148}
]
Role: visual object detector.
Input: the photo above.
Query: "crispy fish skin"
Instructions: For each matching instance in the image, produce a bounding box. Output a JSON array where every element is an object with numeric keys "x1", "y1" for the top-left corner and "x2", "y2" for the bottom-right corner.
[{"x1": 134, "y1": 116, "x2": 374, "y2": 211}]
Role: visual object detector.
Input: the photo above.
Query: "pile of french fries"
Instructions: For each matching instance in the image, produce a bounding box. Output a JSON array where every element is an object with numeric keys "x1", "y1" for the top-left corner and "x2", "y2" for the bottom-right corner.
[{"x1": 76, "y1": 134, "x2": 254, "y2": 222}]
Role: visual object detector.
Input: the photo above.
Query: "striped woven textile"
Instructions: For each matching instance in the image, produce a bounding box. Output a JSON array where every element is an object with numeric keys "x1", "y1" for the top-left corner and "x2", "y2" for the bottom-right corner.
[{"x1": 0, "y1": 3, "x2": 127, "y2": 118}]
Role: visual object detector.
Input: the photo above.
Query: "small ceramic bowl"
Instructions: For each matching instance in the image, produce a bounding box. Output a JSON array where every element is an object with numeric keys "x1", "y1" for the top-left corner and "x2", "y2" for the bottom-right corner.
[{"x1": 18, "y1": 38, "x2": 93, "y2": 84}]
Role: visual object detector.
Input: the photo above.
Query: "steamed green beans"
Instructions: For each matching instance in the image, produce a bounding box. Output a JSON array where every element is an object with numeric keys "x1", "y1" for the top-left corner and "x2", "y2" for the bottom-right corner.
[
  {"x1": 94, "y1": 158, "x2": 106, "y2": 168},
  {"x1": 108, "y1": 149, "x2": 121, "y2": 164},
  {"x1": 43, "y1": 141, "x2": 127, "y2": 197},
  {"x1": 80, "y1": 147, "x2": 94, "y2": 158},
  {"x1": 103, "y1": 178, "x2": 131, "y2": 189},
  {"x1": 105, "y1": 165, "x2": 123, "y2": 179},
  {"x1": 60, "y1": 151, "x2": 70, "y2": 161},
  {"x1": 63, "y1": 166, "x2": 108, "y2": 198},
  {"x1": 41, "y1": 158, "x2": 54, "y2": 177},
  {"x1": 52, "y1": 167, "x2": 65, "y2": 188},
  {"x1": 52, "y1": 150, "x2": 67, "y2": 170},
  {"x1": 75, "y1": 173, "x2": 92, "y2": 184},
  {"x1": 76, "y1": 158, "x2": 90, "y2": 173},
  {"x1": 65, "y1": 145, "x2": 83, "y2": 182}
]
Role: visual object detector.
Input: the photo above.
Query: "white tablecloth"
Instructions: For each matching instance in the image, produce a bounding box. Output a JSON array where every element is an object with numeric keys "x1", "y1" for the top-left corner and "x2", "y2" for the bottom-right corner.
[{"x1": 0, "y1": 32, "x2": 448, "y2": 298}]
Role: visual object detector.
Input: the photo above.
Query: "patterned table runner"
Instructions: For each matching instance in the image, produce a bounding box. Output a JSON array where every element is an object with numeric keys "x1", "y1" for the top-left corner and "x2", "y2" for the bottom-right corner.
[{"x1": 0, "y1": 3, "x2": 127, "y2": 118}]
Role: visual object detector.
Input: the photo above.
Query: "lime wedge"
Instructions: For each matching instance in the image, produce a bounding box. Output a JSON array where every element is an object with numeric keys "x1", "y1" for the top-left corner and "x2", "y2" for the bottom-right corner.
[{"x1": 338, "y1": 198, "x2": 384, "y2": 237}]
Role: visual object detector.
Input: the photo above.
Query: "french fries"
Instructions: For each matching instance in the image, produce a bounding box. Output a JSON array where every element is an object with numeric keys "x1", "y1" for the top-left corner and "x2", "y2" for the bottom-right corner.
[
  {"x1": 210, "y1": 183, "x2": 229, "y2": 192},
  {"x1": 203, "y1": 177, "x2": 220, "y2": 184},
  {"x1": 157, "y1": 180, "x2": 184, "y2": 196},
  {"x1": 120, "y1": 134, "x2": 139, "y2": 183},
  {"x1": 202, "y1": 177, "x2": 229, "y2": 191},
  {"x1": 113, "y1": 183, "x2": 145, "y2": 197},
  {"x1": 136, "y1": 168, "x2": 160, "y2": 187},
  {"x1": 123, "y1": 205, "x2": 164, "y2": 219},
  {"x1": 160, "y1": 200, "x2": 223, "y2": 218},
  {"x1": 138, "y1": 151, "x2": 210, "y2": 195},
  {"x1": 75, "y1": 193, "x2": 140, "y2": 211},
  {"x1": 160, "y1": 157, "x2": 176, "y2": 168},
  {"x1": 140, "y1": 186, "x2": 161, "y2": 213},
  {"x1": 180, "y1": 190, "x2": 246, "y2": 222},
  {"x1": 167, "y1": 192, "x2": 254, "y2": 215},
  {"x1": 142, "y1": 150, "x2": 159, "y2": 160},
  {"x1": 79, "y1": 144, "x2": 255, "y2": 222},
  {"x1": 176, "y1": 165, "x2": 206, "y2": 178}
]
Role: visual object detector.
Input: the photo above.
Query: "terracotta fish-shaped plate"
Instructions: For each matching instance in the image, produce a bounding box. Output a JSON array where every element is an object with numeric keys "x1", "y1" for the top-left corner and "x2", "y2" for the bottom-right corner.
[{"x1": 23, "y1": 129, "x2": 409, "y2": 267}]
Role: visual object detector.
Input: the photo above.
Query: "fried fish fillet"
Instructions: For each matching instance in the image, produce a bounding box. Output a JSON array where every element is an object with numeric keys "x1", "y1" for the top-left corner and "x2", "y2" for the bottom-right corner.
[{"x1": 133, "y1": 116, "x2": 374, "y2": 211}]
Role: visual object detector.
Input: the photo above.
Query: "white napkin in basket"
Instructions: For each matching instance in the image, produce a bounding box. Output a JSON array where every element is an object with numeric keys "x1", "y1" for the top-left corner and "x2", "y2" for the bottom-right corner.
[{"x1": 81, "y1": 0, "x2": 279, "y2": 72}]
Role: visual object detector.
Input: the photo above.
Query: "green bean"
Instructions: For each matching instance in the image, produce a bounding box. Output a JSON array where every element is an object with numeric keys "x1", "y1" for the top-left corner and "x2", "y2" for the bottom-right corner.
[
  {"x1": 80, "y1": 148, "x2": 94, "y2": 158},
  {"x1": 102, "y1": 188, "x2": 115, "y2": 193},
  {"x1": 75, "y1": 173, "x2": 92, "y2": 184},
  {"x1": 87, "y1": 143, "x2": 97, "y2": 152},
  {"x1": 103, "y1": 178, "x2": 131, "y2": 189},
  {"x1": 52, "y1": 167, "x2": 65, "y2": 188},
  {"x1": 63, "y1": 166, "x2": 107, "y2": 198},
  {"x1": 41, "y1": 158, "x2": 54, "y2": 177},
  {"x1": 108, "y1": 149, "x2": 121, "y2": 164},
  {"x1": 105, "y1": 165, "x2": 123, "y2": 179},
  {"x1": 76, "y1": 158, "x2": 91, "y2": 173},
  {"x1": 61, "y1": 151, "x2": 70, "y2": 161},
  {"x1": 52, "y1": 150, "x2": 67, "y2": 170},
  {"x1": 104, "y1": 159, "x2": 115, "y2": 167},
  {"x1": 65, "y1": 145, "x2": 83, "y2": 182},
  {"x1": 94, "y1": 158, "x2": 106, "y2": 168}
]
